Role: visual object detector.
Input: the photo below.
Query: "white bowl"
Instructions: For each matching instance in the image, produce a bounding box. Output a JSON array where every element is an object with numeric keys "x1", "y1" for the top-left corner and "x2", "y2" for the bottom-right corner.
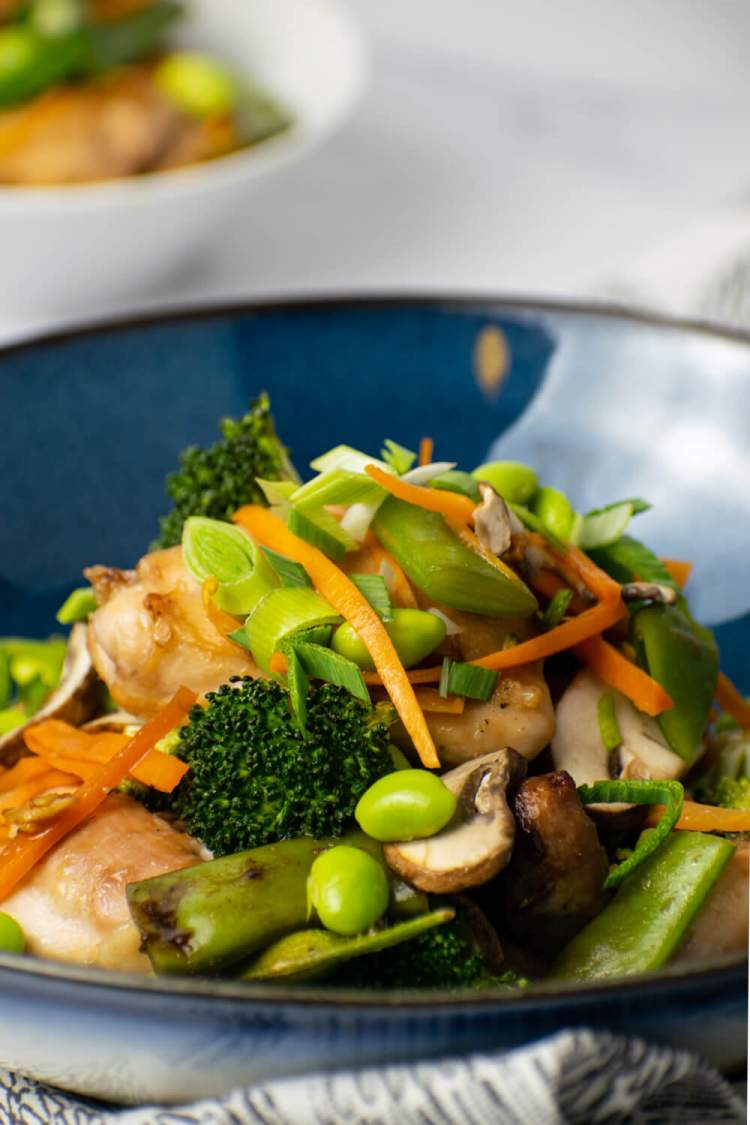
[{"x1": 0, "y1": 0, "x2": 367, "y2": 314}]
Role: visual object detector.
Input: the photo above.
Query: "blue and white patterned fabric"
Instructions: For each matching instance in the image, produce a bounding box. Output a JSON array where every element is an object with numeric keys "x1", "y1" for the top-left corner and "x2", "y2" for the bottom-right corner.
[{"x1": 0, "y1": 1030, "x2": 744, "y2": 1125}]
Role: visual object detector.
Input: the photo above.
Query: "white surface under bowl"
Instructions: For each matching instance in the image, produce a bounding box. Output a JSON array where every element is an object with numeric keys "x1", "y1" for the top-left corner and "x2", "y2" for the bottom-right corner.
[{"x1": 0, "y1": 0, "x2": 367, "y2": 315}]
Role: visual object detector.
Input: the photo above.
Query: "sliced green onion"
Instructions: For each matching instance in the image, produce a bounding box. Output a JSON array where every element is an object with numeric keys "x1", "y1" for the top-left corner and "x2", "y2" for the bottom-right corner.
[
  {"x1": 18, "y1": 676, "x2": 49, "y2": 715},
  {"x1": 227, "y1": 628, "x2": 252, "y2": 652},
  {"x1": 381, "y1": 439, "x2": 417, "y2": 476},
  {"x1": 428, "y1": 470, "x2": 481, "y2": 502},
  {"x1": 578, "y1": 779, "x2": 684, "y2": 889},
  {"x1": 348, "y1": 574, "x2": 392, "y2": 621},
  {"x1": 260, "y1": 547, "x2": 311, "y2": 589},
  {"x1": 439, "y1": 658, "x2": 498, "y2": 701},
  {"x1": 540, "y1": 588, "x2": 573, "y2": 630},
  {"x1": 339, "y1": 497, "x2": 388, "y2": 544},
  {"x1": 256, "y1": 478, "x2": 298, "y2": 507},
  {"x1": 580, "y1": 502, "x2": 639, "y2": 550},
  {"x1": 286, "y1": 646, "x2": 309, "y2": 735},
  {"x1": 287, "y1": 507, "x2": 355, "y2": 561},
  {"x1": 183, "y1": 516, "x2": 278, "y2": 615},
  {"x1": 597, "y1": 692, "x2": 622, "y2": 753},
  {"x1": 0, "y1": 706, "x2": 26, "y2": 735},
  {"x1": 290, "y1": 469, "x2": 384, "y2": 511},
  {"x1": 287, "y1": 640, "x2": 370, "y2": 704},
  {"x1": 310, "y1": 445, "x2": 391, "y2": 476},
  {"x1": 56, "y1": 587, "x2": 97, "y2": 625},
  {"x1": 567, "y1": 511, "x2": 584, "y2": 547},
  {"x1": 244, "y1": 588, "x2": 341, "y2": 673},
  {"x1": 155, "y1": 51, "x2": 236, "y2": 118}
]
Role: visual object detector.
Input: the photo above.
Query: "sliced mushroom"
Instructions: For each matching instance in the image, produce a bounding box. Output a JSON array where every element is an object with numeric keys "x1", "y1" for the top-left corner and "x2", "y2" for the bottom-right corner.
[
  {"x1": 383, "y1": 748, "x2": 527, "y2": 893},
  {"x1": 551, "y1": 668, "x2": 684, "y2": 811},
  {"x1": 0, "y1": 624, "x2": 100, "y2": 766},
  {"x1": 621, "y1": 582, "x2": 677, "y2": 606},
  {"x1": 474, "y1": 483, "x2": 513, "y2": 557},
  {"x1": 83, "y1": 711, "x2": 140, "y2": 735}
]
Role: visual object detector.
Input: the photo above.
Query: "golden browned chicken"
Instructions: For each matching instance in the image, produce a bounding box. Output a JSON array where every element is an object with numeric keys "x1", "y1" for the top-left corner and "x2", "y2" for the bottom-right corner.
[
  {"x1": 86, "y1": 546, "x2": 255, "y2": 718},
  {"x1": 2, "y1": 795, "x2": 202, "y2": 971},
  {"x1": 0, "y1": 65, "x2": 236, "y2": 185},
  {"x1": 393, "y1": 604, "x2": 555, "y2": 764}
]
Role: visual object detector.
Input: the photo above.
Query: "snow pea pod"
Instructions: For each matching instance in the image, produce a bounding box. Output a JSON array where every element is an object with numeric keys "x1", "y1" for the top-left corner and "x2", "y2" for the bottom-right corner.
[
  {"x1": 631, "y1": 603, "x2": 718, "y2": 762},
  {"x1": 551, "y1": 831, "x2": 734, "y2": 981},
  {"x1": 371, "y1": 496, "x2": 537, "y2": 617}
]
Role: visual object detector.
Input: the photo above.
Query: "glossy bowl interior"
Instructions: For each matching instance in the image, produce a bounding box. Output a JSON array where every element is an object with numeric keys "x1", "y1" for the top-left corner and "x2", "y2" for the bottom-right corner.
[
  {"x1": 0, "y1": 0, "x2": 367, "y2": 315},
  {"x1": 0, "y1": 296, "x2": 746, "y2": 1103}
]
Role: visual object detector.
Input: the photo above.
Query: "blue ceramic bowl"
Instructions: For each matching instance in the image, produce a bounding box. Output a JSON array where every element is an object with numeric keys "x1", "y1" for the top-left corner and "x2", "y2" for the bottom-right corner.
[{"x1": 0, "y1": 297, "x2": 746, "y2": 1104}]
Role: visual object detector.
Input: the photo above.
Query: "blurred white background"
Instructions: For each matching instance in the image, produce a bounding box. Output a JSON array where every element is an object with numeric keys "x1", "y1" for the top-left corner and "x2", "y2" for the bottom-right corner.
[{"x1": 6, "y1": 0, "x2": 750, "y2": 340}]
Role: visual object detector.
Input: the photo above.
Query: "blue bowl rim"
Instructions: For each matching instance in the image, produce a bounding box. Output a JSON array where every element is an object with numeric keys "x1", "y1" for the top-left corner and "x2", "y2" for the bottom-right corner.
[{"x1": 0, "y1": 291, "x2": 746, "y2": 1009}]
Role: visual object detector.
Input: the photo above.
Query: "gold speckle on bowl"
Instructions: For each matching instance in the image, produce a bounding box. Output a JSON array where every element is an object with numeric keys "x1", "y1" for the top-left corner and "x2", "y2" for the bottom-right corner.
[{"x1": 474, "y1": 325, "x2": 510, "y2": 400}]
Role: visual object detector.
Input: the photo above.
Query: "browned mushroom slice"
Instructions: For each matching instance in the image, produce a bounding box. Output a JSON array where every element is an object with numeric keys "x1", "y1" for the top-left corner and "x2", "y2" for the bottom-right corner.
[
  {"x1": 473, "y1": 483, "x2": 513, "y2": 557},
  {"x1": 383, "y1": 749, "x2": 527, "y2": 893},
  {"x1": 0, "y1": 623, "x2": 100, "y2": 767},
  {"x1": 501, "y1": 771, "x2": 609, "y2": 951}
]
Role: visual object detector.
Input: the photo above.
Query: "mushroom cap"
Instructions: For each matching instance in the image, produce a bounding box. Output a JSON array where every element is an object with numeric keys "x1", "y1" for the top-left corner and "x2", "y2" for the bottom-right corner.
[
  {"x1": 474, "y1": 484, "x2": 513, "y2": 558},
  {"x1": 551, "y1": 668, "x2": 685, "y2": 810},
  {"x1": 383, "y1": 748, "x2": 527, "y2": 893},
  {"x1": 0, "y1": 624, "x2": 100, "y2": 766}
]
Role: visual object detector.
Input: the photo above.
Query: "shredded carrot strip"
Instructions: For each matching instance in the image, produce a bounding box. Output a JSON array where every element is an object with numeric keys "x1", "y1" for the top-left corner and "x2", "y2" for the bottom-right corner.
[
  {"x1": 662, "y1": 558, "x2": 693, "y2": 589},
  {"x1": 0, "y1": 688, "x2": 196, "y2": 902},
  {"x1": 646, "y1": 799, "x2": 750, "y2": 833},
  {"x1": 202, "y1": 576, "x2": 241, "y2": 637},
  {"x1": 365, "y1": 464, "x2": 476, "y2": 525},
  {"x1": 715, "y1": 672, "x2": 750, "y2": 730},
  {"x1": 233, "y1": 506, "x2": 439, "y2": 768},
  {"x1": 362, "y1": 666, "x2": 442, "y2": 686},
  {"x1": 24, "y1": 721, "x2": 189, "y2": 792},
  {"x1": 574, "y1": 635, "x2": 673, "y2": 717},
  {"x1": 269, "y1": 652, "x2": 288, "y2": 677},
  {"x1": 413, "y1": 688, "x2": 465, "y2": 714},
  {"x1": 418, "y1": 437, "x2": 434, "y2": 467}
]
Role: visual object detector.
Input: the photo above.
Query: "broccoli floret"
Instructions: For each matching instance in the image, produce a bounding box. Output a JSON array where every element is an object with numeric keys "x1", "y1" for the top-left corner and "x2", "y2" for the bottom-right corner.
[
  {"x1": 155, "y1": 393, "x2": 298, "y2": 548},
  {"x1": 170, "y1": 677, "x2": 393, "y2": 856},
  {"x1": 710, "y1": 776, "x2": 750, "y2": 811},
  {"x1": 334, "y1": 913, "x2": 529, "y2": 991}
]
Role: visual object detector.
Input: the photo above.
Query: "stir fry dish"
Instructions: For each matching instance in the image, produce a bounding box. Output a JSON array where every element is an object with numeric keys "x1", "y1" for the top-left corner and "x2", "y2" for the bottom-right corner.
[
  {"x1": 0, "y1": 1, "x2": 289, "y2": 185},
  {"x1": 0, "y1": 394, "x2": 748, "y2": 988}
]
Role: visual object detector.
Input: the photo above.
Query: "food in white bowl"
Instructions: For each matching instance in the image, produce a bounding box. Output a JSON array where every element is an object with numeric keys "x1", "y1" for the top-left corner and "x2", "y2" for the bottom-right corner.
[{"x1": 0, "y1": 0, "x2": 366, "y2": 311}]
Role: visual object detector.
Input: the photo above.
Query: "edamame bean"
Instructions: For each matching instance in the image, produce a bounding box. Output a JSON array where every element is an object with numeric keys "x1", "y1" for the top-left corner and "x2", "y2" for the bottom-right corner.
[
  {"x1": 331, "y1": 609, "x2": 445, "y2": 671},
  {"x1": 155, "y1": 52, "x2": 236, "y2": 118},
  {"x1": 532, "y1": 486, "x2": 576, "y2": 541},
  {"x1": 355, "y1": 770, "x2": 457, "y2": 842},
  {"x1": 471, "y1": 461, "x2": 538, "y2": 504},
  {"x1": 307, "y1": 846, "x2": 389, "y2": 936},
  {"x1": 0, "y1": 912, "x2": 24, "y2": 954}
]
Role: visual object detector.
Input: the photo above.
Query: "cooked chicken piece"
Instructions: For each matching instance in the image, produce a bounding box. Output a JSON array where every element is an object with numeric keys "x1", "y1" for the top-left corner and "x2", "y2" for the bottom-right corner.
[
  {"x1": 2, "y1": 795, "x2": 202, "y2": 972},
  {"x1": 86, "y1": 546, "x2": 255, "y2": 718},
  {"x1": 393, "y1": 604, "x2": 555, "y2": 764},
  {"x1": 673, "y1": 841, "x2": 749, "y2": 963},
  {"x1": 500, "y1": 771, "x2": 609, "y2": 951},
  {"x1": 0, "y1": 66, "x2": 234, "y2": 185}
]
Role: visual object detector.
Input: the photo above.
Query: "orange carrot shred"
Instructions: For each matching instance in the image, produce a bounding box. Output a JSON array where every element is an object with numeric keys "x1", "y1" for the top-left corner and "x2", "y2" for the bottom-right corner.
[
  {"x1": 363, "y1": 666, "x2": 442, "y2": 686},
  {"x1": 715, "y1": 671, "x2": 750, "y2": 729},
  {"x1": 269, "y1": 652, "x2": 288, "y2": 677},
  {"x1": 365, "y1": 464, "x2": 476, "y2": 526},
  {"x1": 418, "y1": 437, "x2": 434, "y2": 467},
  {"x1": 0, "y1": 771, "x2": 79, "y2": 814},
  {"x1": 662, "y1": 558, "x2": 693, "y2": 589},
  {"x1": 646, "y1": 799, "x2": 750, "y2": 833},
  {"x1": 0, "y1": 688, "x2": 196, "y2": 902},
  {"x1": 573, "y1": 635, "x2": 673, "y2": 717},
  {"x1": 0, "y1": 758, "x2": 54, "y2": 794},
  {"x1": 233, "y1": 506, "x2": 440, "y2": 768}
]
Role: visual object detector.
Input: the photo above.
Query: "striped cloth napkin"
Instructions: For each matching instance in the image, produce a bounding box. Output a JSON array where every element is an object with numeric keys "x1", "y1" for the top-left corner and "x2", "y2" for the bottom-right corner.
[{"x1": 0, "y1": 1029, "x2": 744, "y2": 1125}]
